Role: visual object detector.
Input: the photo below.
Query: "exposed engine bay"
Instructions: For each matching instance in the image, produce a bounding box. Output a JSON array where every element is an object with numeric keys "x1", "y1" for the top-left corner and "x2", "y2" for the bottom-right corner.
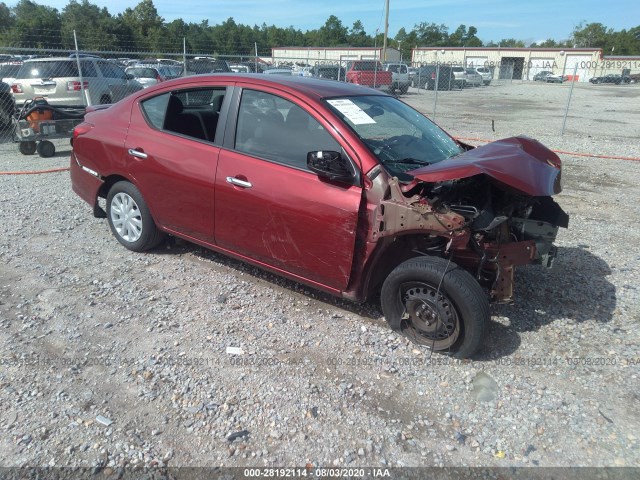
[{"x1": 367, "y1": 154, "x2": 569, "y2": 303}]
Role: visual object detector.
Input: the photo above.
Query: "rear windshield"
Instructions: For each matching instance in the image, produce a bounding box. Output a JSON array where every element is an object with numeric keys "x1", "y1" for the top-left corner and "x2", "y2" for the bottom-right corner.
[
  {"x1": 127, "y1": 67, "x2": 156, "y2": 78},
  {"x1": 16, "y1": 61, "x2": 78, "y2": 78}
]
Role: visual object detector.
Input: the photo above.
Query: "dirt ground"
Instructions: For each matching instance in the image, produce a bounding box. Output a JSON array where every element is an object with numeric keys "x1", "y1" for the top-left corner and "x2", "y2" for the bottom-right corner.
[{"x1": 1, "y1": 81, "x2": 639, "y2": 473}]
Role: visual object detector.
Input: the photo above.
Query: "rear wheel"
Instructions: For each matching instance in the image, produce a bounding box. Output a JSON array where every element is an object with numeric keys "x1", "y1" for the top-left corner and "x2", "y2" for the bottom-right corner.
[
  {"x1": 381, "y1": 256, "x2": 489, "y2": 358},
  {"x1": 19, "y1": 141, "x2": 37, "y2": 155},
  {"x1": 106, "y1": 181, "x2": 165, "y2": 252},
  {"x1": 100, "y1": 95, "x2": 112, "y2": 105},
  {"x1": 37, "y1": 140, "x2": 55, "y2": 158}
]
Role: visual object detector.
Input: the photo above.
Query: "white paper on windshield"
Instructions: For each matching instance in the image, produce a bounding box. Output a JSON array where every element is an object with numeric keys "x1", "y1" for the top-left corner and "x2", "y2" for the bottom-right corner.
[{"x1": 327, "y1": 99, "x2": 376, "y2": 125}]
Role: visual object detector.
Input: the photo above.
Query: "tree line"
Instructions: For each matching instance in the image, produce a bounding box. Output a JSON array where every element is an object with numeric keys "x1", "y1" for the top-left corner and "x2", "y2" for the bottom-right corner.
[{"x1": 0, "y1": 0, "x2": 638, "y2": 58}]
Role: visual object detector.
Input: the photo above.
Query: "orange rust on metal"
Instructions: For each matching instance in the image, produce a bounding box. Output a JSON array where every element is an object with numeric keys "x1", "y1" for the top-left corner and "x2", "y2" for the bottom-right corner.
[{"x1": 370, "y1": 177, "x2": 466, "y2": 241}]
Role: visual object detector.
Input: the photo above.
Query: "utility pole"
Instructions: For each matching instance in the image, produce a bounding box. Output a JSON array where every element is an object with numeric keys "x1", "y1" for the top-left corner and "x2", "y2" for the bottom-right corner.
[{"x1": 382, "y1": 0, "x2": 389, "y2": 61}]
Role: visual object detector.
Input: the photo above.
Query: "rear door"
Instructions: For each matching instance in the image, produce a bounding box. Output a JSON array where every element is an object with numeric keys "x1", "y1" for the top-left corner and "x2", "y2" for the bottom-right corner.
[
  {"x1": 214, "y1": 86, "x2": 362, "y2": 291},
  {"x1": 124, "y1": 84, "x2": 230, "y2": 244}
]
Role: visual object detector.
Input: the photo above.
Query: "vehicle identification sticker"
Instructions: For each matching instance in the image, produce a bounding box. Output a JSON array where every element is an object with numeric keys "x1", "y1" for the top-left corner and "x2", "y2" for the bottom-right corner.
[{"x1": 327, "y1": 99, "x2": 376, "y2": 125}]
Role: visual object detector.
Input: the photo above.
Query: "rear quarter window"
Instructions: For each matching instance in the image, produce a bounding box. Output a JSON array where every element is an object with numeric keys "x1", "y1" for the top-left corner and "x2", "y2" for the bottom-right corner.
[{"x1": 140, "y1": 93, "x2": 169, "y2": 129}]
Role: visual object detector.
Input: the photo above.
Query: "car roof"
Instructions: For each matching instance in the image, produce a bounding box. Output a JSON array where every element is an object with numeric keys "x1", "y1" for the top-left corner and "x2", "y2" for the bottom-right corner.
[
  {"x1": 24, "y1": 57, "x2": 98, "y2": 62},
  {"x1": 157, "y1": 73, "x2": 387, "y2": 100}
]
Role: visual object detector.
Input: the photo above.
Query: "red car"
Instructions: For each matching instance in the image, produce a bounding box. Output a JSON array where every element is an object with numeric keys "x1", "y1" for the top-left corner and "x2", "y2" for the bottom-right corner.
[{"x1": 70, "y1": 74, "x2": 568, "y2": 358}]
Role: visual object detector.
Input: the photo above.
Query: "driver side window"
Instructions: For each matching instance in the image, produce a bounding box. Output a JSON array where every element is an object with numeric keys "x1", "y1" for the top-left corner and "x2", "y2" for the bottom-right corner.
[{"x1": 235, "y1": 89, "x2": 341, "y2": 170}]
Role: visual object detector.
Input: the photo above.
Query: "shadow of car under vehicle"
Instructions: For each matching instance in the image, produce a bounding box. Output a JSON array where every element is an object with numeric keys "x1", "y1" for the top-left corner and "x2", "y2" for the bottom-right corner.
[
  {"x1": 475, "y1": 245, "x2": 616, "y2": 360},
  {"x1": 149, "y1": 241, "x2": 615, "y2": 360}
]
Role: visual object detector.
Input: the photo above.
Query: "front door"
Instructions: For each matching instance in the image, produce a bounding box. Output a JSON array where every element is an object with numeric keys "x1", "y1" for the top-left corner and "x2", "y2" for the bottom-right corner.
[{"x1": 214, "y1": 88, "x2": 362, "y2": 291}]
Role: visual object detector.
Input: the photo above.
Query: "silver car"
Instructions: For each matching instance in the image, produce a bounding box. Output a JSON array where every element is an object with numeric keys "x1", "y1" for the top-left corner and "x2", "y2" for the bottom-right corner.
[
  {"x1": 464, "y1": 68, "x2": 483, "y2": 87},
  {"x1": 11, "y1": 57, "x2": 142, "y2": 107}
]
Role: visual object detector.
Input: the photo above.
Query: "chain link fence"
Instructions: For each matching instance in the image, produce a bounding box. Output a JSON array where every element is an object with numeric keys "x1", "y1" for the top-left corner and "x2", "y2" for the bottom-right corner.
[{"x1": 0, "y1": 35, "x2": 638, "y2": 157}]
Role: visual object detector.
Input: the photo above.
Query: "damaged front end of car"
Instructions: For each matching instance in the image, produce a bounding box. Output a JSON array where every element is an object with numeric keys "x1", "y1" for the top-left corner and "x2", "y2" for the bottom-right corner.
[{"x1": 367, "y1": 136, "x2": 569, "y2": 303}]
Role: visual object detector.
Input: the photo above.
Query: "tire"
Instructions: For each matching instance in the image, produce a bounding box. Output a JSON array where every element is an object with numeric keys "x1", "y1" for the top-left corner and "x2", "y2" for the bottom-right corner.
[
  {"x1": 381, "y1": 256, "x2": 489, "y2": 358},
  {"x1": 100, "y1": 95, "x2": 112, "y2": 105},
  {"x1": 0, "y1": 106, "x2": 12, "y2": 130},
  {"x1": 19, "y1": 141, "x2": 37, "y2": 155},
  {"x1": 37, "y1": 140, "x2": 55, "y2": 158},
  {"x1": 106, "y1": 181, "x2": 165, "y2": 252}
]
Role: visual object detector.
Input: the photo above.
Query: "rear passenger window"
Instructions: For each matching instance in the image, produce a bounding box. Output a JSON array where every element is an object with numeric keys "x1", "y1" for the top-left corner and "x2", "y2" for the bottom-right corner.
[
  {"x1": 140, "y1": 87, "x2": 226, "y2": 143},
  {"x1": 235, "y1": 89, "x2": 340, "y2": 170},
  {"x1": 79, "y1": 60, "x2": 97, "y2": 78}
]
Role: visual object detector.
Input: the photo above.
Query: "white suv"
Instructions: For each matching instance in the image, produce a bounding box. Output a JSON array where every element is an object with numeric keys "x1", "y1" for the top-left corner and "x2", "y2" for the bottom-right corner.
[
  {"x1": 11, "y1": 57, "x2": 142, "y2": 107},
  {"x1": 475, "y1": 67, "x2": 492, "y2": 85}
]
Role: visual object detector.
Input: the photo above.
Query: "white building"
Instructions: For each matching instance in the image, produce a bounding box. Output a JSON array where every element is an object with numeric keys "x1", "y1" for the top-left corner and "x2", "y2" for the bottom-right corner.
[
  {"x1": 271, "y1": 47, "x2": 401, "y2": 66},
  {"x1": 411, "y1": 47, "x2": 638, "y2": 82}
]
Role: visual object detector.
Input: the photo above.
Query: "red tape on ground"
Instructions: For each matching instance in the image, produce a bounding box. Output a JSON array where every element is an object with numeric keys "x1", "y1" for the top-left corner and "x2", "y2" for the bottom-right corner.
[{"x1": 0, "y1": 167, "x2": 70, "y2": 175}]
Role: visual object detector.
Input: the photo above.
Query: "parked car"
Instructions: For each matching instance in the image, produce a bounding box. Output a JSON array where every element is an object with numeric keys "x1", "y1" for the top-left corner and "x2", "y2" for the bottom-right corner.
[
  {"x1": 0, "y1": 81, "x2": 16, "y2": 130},
  {"x1": 186, "y1": 58, "x2": 231, "y2": 75},
  {"x1": 125, "y1": 66, "x2": 181, "y2": 88},
  {"x1": 11, "y1": 57, "x2": 142, "y2": 107},
  {"x1": 229, "y1": 62, "x2": 266, "y2": 73},
  {"x1": 408, "y1": 67, "x2": 419, "y2": 86},
  {"x1": 464, "y1": 68, "x2": 483, "y2": 87},
  {"x1": 262, "y1": 68, "x2": 293, "y2": 76},
  {"x1": 533, "y1": 70, "x2": 553, "y2": 81},
  {"x1": 589, "y1": 74, "x2": 630, "y2": 84},
  {"x1": 0, "y1": 62, "x2": 23, "y2": 85},
  {"x1": 311, "y1": 65, "x2": 346, "y2": 81},
  {"x1": 450, "y1": 66, "x2": 467, "y2": 89},
  {"x1": 296, "y1": 66, "x2": 314, "y2": 77},
  {"x1": 412, "y1": 65, "x2": 456, "y2": 90},
  {"x1": 346, "y1": 60, "x2": 393, "y2": 91},
  {"x1": 474, "y1": 67, "x2": 492, "y2": 85},
  {"x1": 382, "y1": 62, "x2": 411, "y2": 94},
  {"x1": 70, "y1": 74, "x2": 568, "y2": 358},
  {"x1": 545, "y1": 73, "x2": 567, "y2": 83}
]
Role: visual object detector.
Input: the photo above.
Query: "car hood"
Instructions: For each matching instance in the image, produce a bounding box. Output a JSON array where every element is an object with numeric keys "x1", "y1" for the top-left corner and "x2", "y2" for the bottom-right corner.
[{"x1": 408, "y1": 136, "x2": 562, "y2": 196}]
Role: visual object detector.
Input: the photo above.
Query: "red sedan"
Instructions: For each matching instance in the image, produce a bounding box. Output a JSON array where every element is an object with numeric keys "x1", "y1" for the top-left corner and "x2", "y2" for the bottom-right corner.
[{"x1": 70, "y1": 74, "x2": 568, "y2": 358}]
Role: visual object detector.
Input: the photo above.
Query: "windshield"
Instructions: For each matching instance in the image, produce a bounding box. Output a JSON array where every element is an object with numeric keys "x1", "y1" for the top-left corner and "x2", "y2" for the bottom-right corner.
[{"x1": 325, "y1": 95, "x2": 463, "y2": 176}]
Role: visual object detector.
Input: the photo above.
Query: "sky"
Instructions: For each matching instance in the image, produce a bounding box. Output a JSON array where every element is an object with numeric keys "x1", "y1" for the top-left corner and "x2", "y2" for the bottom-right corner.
[{"x1": 36, "y1": 0, "x2": 639, "y2": 44}]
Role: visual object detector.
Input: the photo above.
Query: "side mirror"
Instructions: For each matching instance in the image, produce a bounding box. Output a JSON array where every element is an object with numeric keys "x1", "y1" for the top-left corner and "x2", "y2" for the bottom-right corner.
[{"x1": 307, "y1": 151, "x2": 354, "y2": 183}]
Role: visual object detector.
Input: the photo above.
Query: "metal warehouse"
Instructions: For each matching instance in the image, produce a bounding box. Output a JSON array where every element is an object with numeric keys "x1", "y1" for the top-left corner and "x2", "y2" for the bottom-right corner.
[
  {"x1": 411, "y1": 47, "x2": 639, "y2": 82},
  {"x1": 272, "y1": 47, "x2": 401, "y2": 65}
]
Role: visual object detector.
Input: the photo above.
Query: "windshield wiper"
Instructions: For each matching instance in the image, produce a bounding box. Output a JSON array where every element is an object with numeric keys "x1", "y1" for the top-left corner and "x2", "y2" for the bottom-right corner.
[{"x1": 384, "y1": 157, "x2": 431, "y2": 166}]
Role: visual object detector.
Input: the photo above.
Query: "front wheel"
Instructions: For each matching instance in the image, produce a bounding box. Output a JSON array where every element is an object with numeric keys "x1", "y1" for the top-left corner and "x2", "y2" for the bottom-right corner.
[
  {"x1": 106, "y1": 181, "x2": 165, "y2": 252},
  {"x1": 381, "y1": 256, "x2": 489, "y2": 358}
]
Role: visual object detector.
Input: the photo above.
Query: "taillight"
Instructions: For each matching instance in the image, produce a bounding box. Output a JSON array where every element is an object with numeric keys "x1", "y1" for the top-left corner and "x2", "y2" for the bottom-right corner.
[
  {"x1": 11, "y1": 83, "x2": 22, "y2": 94},
  {"x1": 73, "y1": 122, "x2": 93, "y2": 140},
  {"x1": 67, "y1": 81, "x2": 89, "y2": 91}
]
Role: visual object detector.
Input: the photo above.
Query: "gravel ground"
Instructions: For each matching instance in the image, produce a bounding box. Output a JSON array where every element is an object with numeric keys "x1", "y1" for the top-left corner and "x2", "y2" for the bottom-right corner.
[{"x1": 0, "y1": 82, "x2": 639, "y2": 471}]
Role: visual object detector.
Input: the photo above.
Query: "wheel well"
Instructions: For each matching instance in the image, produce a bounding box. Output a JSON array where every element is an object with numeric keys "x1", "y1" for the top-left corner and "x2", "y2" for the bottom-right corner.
[
  {"x1": 362, "y1": 234, "x2": 447, "y2": 300},
  {"x1": 98, "y1": 174, "x2": 129, "y2": 199}
]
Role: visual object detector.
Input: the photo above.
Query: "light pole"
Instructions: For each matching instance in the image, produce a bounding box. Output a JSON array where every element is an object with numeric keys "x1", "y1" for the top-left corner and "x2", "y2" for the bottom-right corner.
[
  {"x1": 374, "y1": 29, "x2": 379, "y2": 87},
  {"x1": 398, "y1": 40, "x2": 402, "y2": 62}
]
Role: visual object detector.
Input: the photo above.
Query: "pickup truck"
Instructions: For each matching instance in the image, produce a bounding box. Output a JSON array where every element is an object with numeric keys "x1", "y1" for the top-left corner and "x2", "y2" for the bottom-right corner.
[
  {"x1": 383, "y1": 62, "x2": 411, "y2": 94},
  {"x1": 346, "y1": 60, "x2": 392, "y2": 91}
]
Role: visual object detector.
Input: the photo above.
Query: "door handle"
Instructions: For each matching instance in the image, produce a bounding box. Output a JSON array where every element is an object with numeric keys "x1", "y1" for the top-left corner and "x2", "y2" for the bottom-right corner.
[
  {"x1": 128, "y1": 148, "x2": 147, "y2": 159},
  {"x1": 226, "y1": 176, "x2": 252, "y2": 188}
]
